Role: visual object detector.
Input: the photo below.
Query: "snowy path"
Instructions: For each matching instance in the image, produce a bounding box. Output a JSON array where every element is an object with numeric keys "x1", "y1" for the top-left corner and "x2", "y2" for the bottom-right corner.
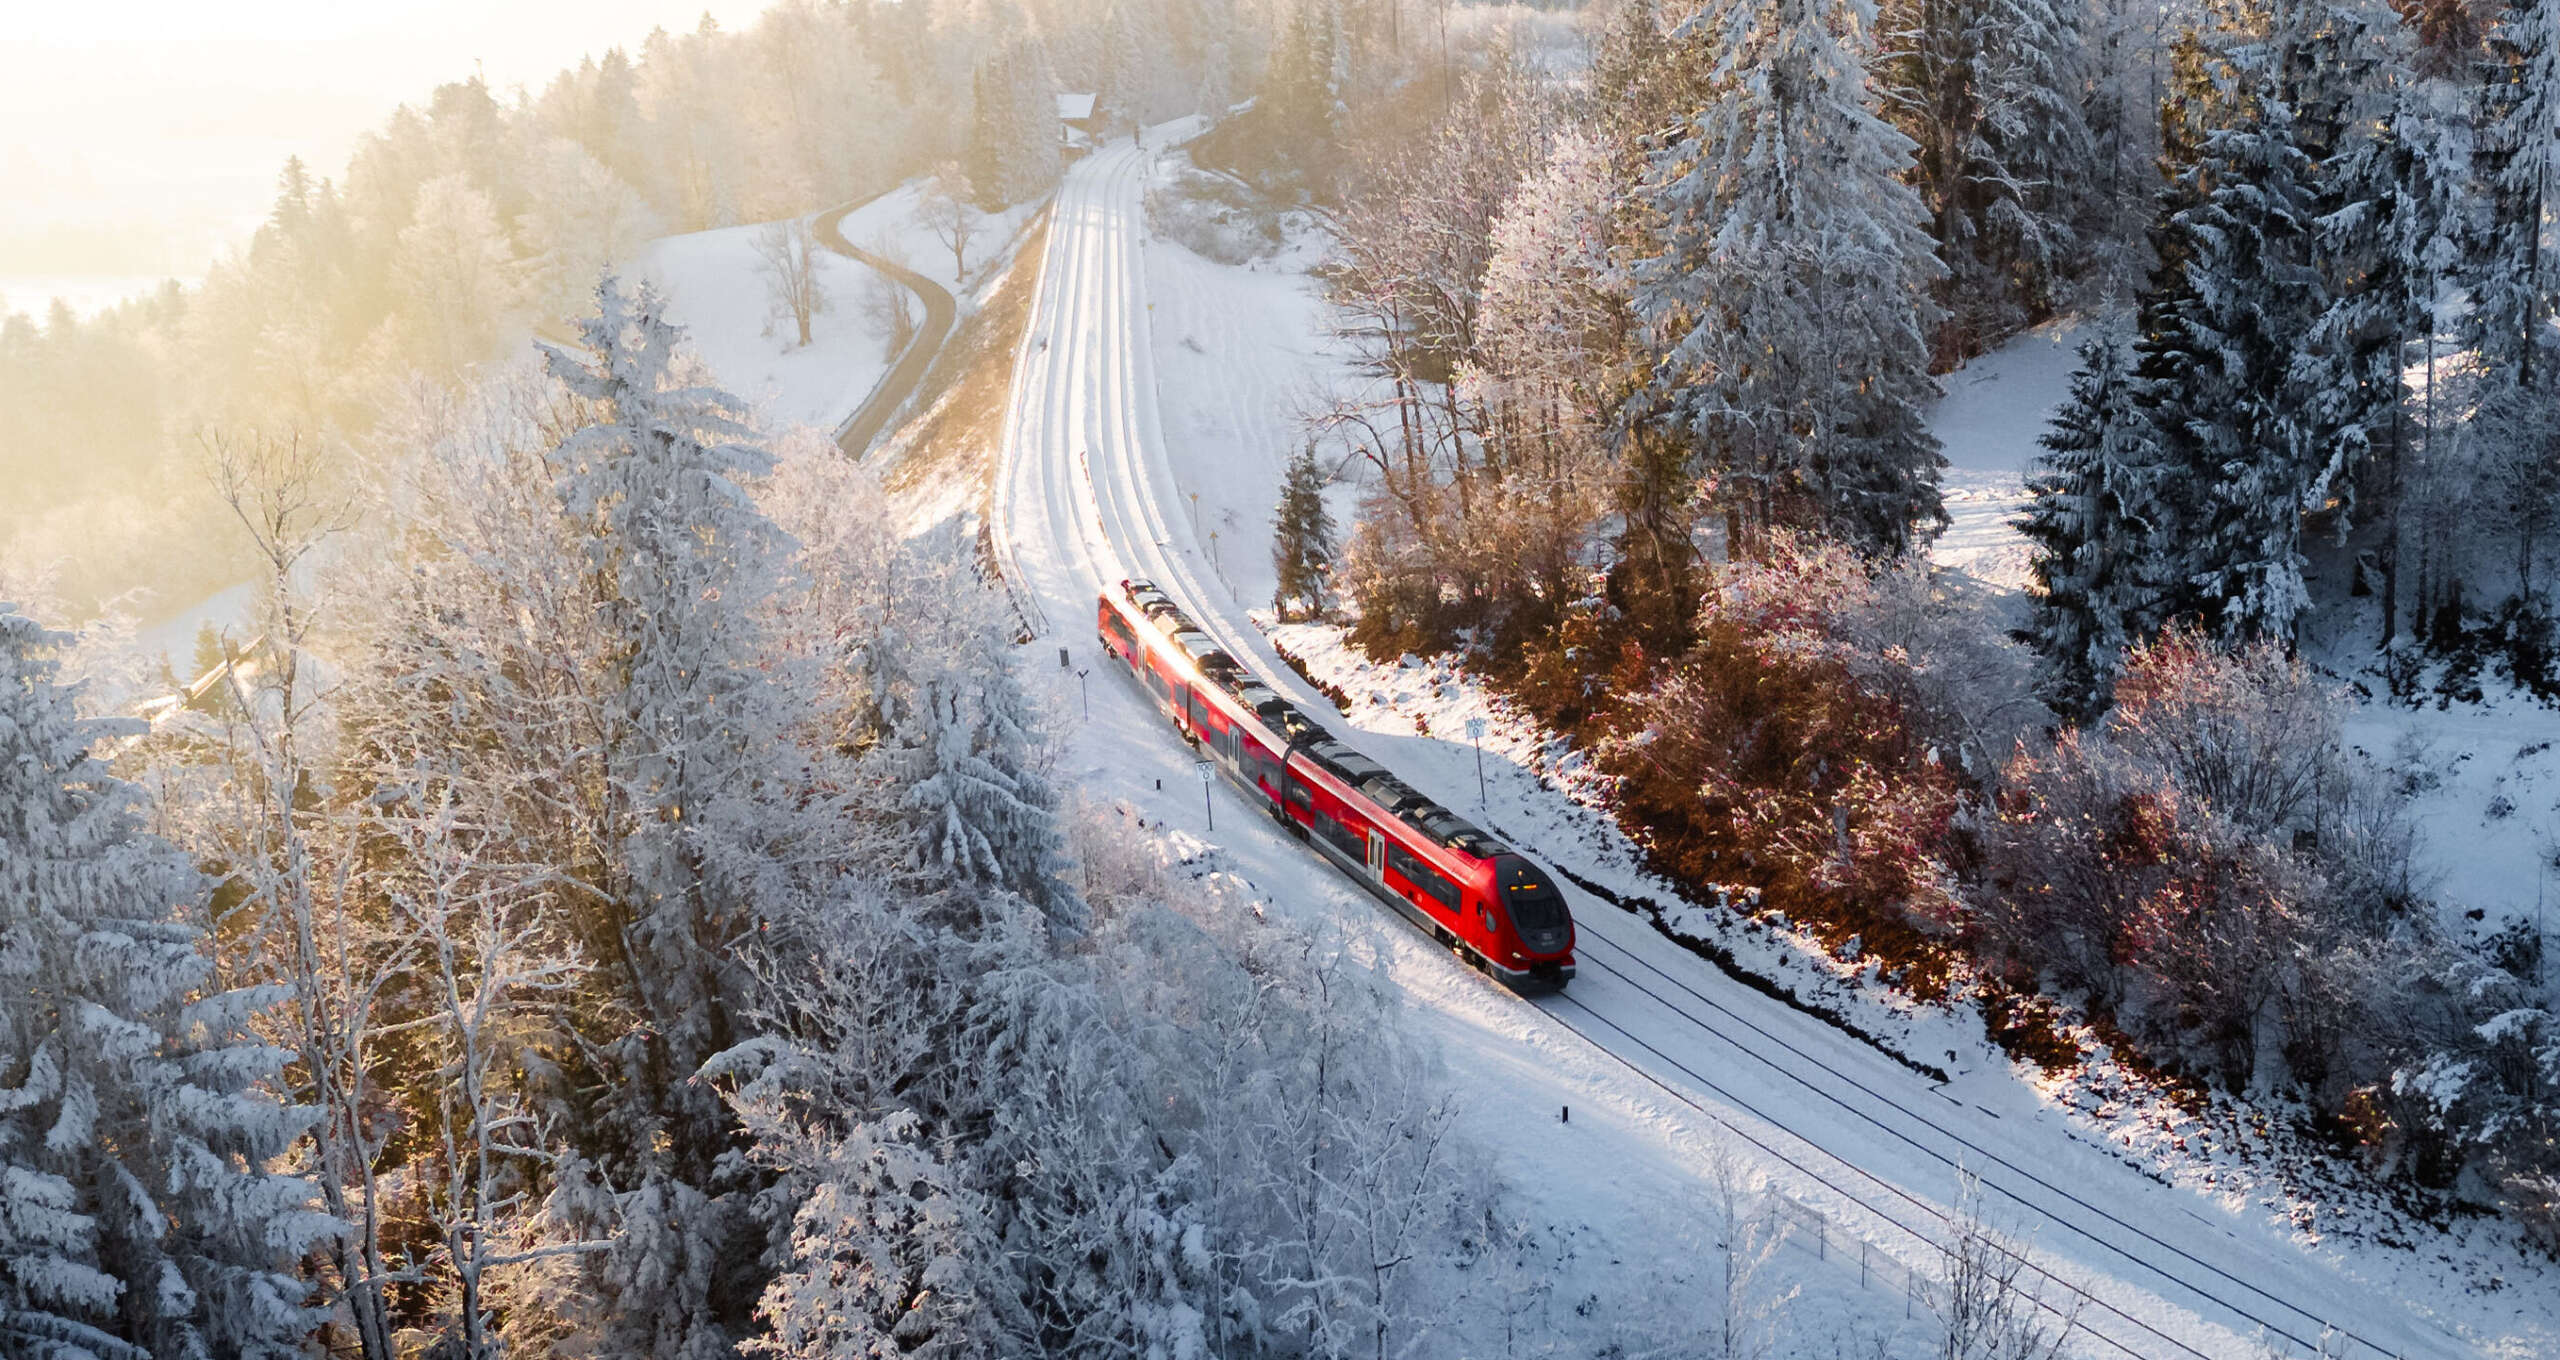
[
  {"x1": 994, "y1": 140, "x2": 2499, "y2": 1360},
  {"x1": 812, "y1": 197, "x2": 955, "y2": 456}
]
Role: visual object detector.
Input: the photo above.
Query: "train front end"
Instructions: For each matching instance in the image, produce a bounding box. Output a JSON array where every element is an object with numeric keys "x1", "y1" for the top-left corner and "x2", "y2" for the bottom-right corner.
[{"x1": 1490, "y1": 855, "x2": 1575, "y2": 990}]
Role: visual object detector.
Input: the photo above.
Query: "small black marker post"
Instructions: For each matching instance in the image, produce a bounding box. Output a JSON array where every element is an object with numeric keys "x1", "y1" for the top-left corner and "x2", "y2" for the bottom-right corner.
[{"x1": 1560, "y1": 1106, "x2": 1569, "y2": 1124}]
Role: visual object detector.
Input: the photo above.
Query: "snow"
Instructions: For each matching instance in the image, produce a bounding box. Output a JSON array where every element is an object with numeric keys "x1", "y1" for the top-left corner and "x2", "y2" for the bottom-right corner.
[
  {"x1": 637, "y1": 221, "x2": 890, "y2": 435},
  {"x1": 636, "y1": 187, "x2": 1034, "y2": 438},
  {"x1": 1928, "y1": 317, "x2": 2089, "y2": 590}
]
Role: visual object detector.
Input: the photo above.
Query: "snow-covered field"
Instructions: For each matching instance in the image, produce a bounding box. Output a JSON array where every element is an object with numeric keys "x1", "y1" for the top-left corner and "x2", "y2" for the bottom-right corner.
[
  {"x1": 639, "y1": 220, "x2": 896, "y2": 433},
  {"x1": 638, "y1": 187, "x2": 1034, "y2": 437}
]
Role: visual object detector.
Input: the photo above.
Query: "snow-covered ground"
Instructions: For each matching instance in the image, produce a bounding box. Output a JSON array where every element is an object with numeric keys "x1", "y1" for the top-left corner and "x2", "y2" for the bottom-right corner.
[
  {"x1": 1928, "y1": 317, "x2": 2088, "y2": 590},
  {"x1": 638, "y1": 187, "x2": 1034, "y2": 436},
  {"x1": 639, "y1": 220, "x2": 896, "y2": 433},
  {"x1": 976, "y1": 133, "x2": 2560, "y2": 1358}
]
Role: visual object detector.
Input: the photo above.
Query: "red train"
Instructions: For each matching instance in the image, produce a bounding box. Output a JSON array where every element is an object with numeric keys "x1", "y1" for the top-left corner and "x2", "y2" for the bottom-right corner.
[{"x1": 1097, "y1": 579, "x2": 1575, "y2": 989}]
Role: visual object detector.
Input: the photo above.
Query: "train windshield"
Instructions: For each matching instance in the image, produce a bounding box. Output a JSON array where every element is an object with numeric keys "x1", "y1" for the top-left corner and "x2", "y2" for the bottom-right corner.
[{"x1": 1496, "y1": 858, "x2": 1569, "y2": 936}]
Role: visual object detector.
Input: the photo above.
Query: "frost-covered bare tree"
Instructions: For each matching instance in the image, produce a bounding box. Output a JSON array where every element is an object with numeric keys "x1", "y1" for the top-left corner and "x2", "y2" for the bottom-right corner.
[
  {"x1": 918, "y1": 162, "x2": 982, "y2": 284},
  {"x1": 1922, "y1": 1181, "x2": 2079, "y2": 1360},
  {"x1": 753, "y1": 218, "x2": 829, "y2": 348},
  {"x1": 1616, "y1": 1144, "x2": 1798, "y2": 1360},
  {"x1": 163, "y1": 425, "x2": 414, "y2": 1360},
  {"x1": 857, "y1": 236, "x2": 920, "y2": 361}
]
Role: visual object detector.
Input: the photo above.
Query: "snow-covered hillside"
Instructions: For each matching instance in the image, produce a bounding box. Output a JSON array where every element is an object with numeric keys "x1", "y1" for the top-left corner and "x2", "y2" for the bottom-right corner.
[
  {"x1": 1928, "y1": 319, "x2": 2560, "y2": 950},
  {"x1": 639, "y1": 187, "x2": 1035, "y2": 437},
  {"x1": 639, "y1": 220, "x2": 896, "y2": 433}
]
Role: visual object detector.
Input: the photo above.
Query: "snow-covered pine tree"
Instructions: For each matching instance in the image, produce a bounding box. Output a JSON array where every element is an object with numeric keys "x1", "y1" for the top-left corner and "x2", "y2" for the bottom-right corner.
[
  {"x1": 1262, "y1": 0, "x2": 1345, "y2": 171},
  {"x1": 864, "y1": 524, "x2": 1072, "y2": 924},
  {"x1": 2461, "y1": 0, "x2": 2560, "y2": 599},
  {"x1": 965, "y1": 44, "x2": 1015, "y2": 210},
  {"x1": 1272, "y1": 444, "x2": 1337, "y2": 619},
  {"x1": 2018, "y1": 328, "x2": 2162, "y2": 717},
  {"x1": 1877, "y1": 0, "x2": 2095, "y2": 359},
  {"x1": 539, "y1": 275, "x2": 792, "y2": 1136},
  {"x1": 2377, "y1": 71, "x2": 2478, "y2": 642},
  {"x1": 1633, "y1": 0, "x2": 1948, "y2": 556},
  {"x1": 2290, "y1": 0, "x2": 2433, "y2": 639},
  {"x1": 965, "y1": 37, "x2": 1060, "y2": 209},
  {"x1": 1094, "y1": 0, "x2": 1155, "y2": 136},
  {"x1": 0, "y1": 607, "x2": 334, "y2": 1360},
  {"x1": 2471, "y1": 0, "x2": 2560, "y2": 395},
  {"x1": 2138, "y1": 19, "x2": 2334, "y2": 640}
]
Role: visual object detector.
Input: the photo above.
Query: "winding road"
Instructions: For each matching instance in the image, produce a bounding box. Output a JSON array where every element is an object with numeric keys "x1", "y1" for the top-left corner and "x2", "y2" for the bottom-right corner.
[
  {"x1": 813, "y1": 197, "x2": 956, "y2": 456},
  {"x1": 991, "y1": 137, "x2": 2490, "y2": 1360}
]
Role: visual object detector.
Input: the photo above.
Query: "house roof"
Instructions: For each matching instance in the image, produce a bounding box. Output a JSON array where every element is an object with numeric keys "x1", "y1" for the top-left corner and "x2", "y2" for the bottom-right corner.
[{"x1": 1056, "y1": 91, "x2": 1098, "y2": 123}]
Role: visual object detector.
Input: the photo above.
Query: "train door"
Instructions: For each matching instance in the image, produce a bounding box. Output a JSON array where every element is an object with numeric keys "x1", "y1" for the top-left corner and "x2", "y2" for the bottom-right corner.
[{"x1": 1365, "y1": 828, "x2": 1386, "y2": 881}]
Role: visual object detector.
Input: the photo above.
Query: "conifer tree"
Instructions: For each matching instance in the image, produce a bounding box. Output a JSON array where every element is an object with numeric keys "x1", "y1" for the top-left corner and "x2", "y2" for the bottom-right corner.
[
  {"x1": 2292, "y1": 0, "x2": 2431, "y2": 632},
  {"x1": 1272, "y1": 444, "x2": 1337, "y2": 619},
  {"x1": 2462, "y1": 0, "x2": 2560, "y2": 599},
  {"x1": 2018, "y1": 329, "x2": 2161, "y2": 716},
  {"x1": 2472, "y1": 0, "x2": 2560, "y2": 394},
  {"x1": 1878, "y1": 0, "x2": 2095, "y2": 358},
  {"x1": 1633, "y1": 0, "x2": 1947, "y2": 556},
  {"x1": 0, "y1": 607, "x2": 333, "y2": 1360},
  {"x1": 1262, "y1": 0, "x2": 1345, "y2": 175},
  {"x1": 1095, "y1": 0, "x2": 1155, "y2": 135},
  {"x1": 539, "y1": 276, "x2": 792, "y2": 1146},
  {"x1": 2137, "y1": 24, "x2": 2332, "y2": 640}
]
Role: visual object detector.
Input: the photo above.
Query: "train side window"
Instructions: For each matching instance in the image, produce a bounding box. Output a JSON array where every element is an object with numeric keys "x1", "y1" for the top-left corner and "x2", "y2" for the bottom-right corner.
[
  {"x1": 1385, "y1": 841, "x2": 1462, "y2": 912},
  {"x1": 1422, "y1": 870, "x2": 1460, "y2": 912},
  {"x1": 1314, "y1": 809, "x2": 1364, "y2": 860}
]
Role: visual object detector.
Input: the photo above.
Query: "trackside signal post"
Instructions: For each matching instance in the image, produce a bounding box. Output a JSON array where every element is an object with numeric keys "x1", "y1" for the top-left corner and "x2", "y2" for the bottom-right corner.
[{"x1": 1194, "y1": 759, "x2": 1215, "y2": 831}]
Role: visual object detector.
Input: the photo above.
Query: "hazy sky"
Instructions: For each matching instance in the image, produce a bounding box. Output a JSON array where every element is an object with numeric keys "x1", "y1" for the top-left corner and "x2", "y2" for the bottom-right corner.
[{"x1": 1, "y1": 0, "x2": 775, "y2": 277}]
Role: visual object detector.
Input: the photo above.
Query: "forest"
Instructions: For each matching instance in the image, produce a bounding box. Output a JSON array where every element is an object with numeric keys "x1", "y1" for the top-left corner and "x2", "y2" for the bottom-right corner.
[{"x1": 7, "y1": 0, "x2": 2560, "y2": 1354}]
